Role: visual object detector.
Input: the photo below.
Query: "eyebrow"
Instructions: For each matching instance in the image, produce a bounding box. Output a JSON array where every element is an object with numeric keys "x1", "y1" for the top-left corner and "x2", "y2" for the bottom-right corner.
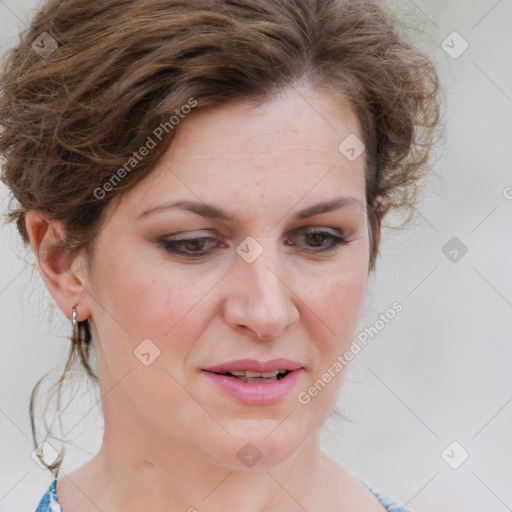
[{"x1": 137, "y1": 196, "x2": 364, "y2": 222}]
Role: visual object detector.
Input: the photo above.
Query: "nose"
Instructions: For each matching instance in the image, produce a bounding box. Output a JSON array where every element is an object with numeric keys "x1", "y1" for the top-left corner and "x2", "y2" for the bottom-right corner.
[{"x1": 223, "y1": 240, "x2": 299, "y2": 340}]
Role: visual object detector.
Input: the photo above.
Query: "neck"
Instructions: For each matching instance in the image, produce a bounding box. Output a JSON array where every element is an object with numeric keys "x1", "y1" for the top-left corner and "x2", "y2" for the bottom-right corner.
[{"x1": 82, "y1": 417, "x2": 334, "y2": 512}]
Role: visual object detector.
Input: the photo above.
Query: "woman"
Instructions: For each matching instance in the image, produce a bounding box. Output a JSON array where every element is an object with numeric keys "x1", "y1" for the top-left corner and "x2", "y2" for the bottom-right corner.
[{"x1": 0, "y1": 0, "x2": 441, "y2": 510}]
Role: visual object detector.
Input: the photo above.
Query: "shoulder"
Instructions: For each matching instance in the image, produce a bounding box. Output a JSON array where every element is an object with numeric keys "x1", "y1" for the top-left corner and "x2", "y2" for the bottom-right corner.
[
  {"x1": 322, "y1": 454, "x2": 411, "y2": 511},
  {"x1": 359, "y1": 478, "x2": 415, "y2": 512},
  {"x1": 34, "y1": 479, "x2": 62, "y2": 512}
]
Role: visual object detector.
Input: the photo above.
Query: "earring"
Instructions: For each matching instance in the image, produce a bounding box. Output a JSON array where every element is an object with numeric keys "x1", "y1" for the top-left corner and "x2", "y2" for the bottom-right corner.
[{"x1": 71, "y1": 303, "x2": 80, "y2": 342}]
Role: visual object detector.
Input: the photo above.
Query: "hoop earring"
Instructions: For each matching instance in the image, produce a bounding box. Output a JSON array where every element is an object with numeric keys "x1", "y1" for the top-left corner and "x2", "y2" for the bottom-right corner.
[{"x1": 71, "y1": 303, "x2": 80, "y2": 342}]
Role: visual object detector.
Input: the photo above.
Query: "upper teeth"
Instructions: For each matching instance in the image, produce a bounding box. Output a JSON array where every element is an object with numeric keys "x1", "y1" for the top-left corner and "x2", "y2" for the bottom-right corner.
[{"x1": 227, "y1": 370, "x2": 288, "y2": 378}]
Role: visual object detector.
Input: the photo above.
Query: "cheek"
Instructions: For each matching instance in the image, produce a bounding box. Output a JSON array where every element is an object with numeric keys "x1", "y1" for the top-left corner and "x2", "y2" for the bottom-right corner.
[
  {"x1": 88, "y1": 253, "x2": 191, "y2": 372},
  {"x1": 90, "y1": 257, "x2": 209, "y2": 426},
  {"x1": 304, "y1": 255, "x2": 368, "y2": 336},
  {"x1": 293, "y1": 268, "x2": 367, "y2": 414},
  {"x1": 315, "y1": 275, "x2": 367, "y2": 359},
  {"x1": 97, "y1": 251, "x2": 199, "y2": 334},
  {"x1": 101, "y1": 260, "x2": 230, "y2": 387}
]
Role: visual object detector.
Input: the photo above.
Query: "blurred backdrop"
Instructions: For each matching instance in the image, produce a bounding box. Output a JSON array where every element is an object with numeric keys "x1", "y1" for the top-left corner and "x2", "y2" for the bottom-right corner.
[{"x1": 0, "y1": 0, "x2": 511, "y2": 510}]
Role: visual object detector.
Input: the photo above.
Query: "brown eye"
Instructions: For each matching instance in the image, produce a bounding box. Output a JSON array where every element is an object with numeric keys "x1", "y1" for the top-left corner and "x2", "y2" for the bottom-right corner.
[
  {"x1": 287, "y1": 229, "x2": 346, "y2": 253},
  {"x1": 159, "y1": 235, "x2": 218, "y2": 256}
]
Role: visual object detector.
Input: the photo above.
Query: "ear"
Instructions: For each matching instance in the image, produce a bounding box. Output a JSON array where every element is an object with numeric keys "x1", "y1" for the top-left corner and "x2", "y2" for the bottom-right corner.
[{"x1": 25, "y1": 210, "x2": 92, "y2": 322}]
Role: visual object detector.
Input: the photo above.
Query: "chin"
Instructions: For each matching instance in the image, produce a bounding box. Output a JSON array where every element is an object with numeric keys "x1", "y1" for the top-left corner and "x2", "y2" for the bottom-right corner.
[{"x1": 203, "y1": 419, "x2": 309, "y2": 469}]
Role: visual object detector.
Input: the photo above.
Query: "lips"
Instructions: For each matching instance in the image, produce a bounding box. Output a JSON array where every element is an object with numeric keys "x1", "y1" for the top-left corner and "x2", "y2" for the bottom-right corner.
[
  {"x1": 203, "y1": 358, "x2": 303, "y2": 374},
  {"x1": 209, "y1": 369, "x2": 290, "y2": 383},
  {"x1": 202, "y1": 358, "x2": 304, "y2": 403}
]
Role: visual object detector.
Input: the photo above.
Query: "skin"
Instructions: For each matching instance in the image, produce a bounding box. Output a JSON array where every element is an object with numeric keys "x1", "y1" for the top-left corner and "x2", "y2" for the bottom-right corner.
[{"x1": 26, "y1": 85, "x2": 387, "y2": 511}]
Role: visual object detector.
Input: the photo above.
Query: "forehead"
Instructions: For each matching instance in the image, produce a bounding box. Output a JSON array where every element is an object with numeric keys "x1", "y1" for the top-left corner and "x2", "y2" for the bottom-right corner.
[
  {"x1": 172, "y1": 86, "x2": 361, "y2": 158},
  {"x1": 111, "y1": 86, "x2": 366, "y2": 220}
]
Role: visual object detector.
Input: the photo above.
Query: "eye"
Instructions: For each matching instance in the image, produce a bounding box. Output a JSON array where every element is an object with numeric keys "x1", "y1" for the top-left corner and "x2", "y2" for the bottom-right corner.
[
  {"x1": 158, "y1": 234, "x2": 219, "y2": 257},
  {"x1": 286, "y1": 228, "x2": 347, "y2": 253},
  {"x1": 158, "y1": 228, "x2": 347, "y2": 258}
]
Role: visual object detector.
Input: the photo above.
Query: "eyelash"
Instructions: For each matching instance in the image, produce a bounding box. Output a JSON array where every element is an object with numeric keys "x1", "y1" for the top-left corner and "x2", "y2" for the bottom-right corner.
[{"x1": 158, "y1": 228, "x2": 347, "y2": 258}]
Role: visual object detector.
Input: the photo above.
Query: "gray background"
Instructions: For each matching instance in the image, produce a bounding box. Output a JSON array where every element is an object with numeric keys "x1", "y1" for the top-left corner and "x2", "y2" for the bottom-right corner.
[{"x1": 1, "y1": 0, "x2": 511, "y2": 510}]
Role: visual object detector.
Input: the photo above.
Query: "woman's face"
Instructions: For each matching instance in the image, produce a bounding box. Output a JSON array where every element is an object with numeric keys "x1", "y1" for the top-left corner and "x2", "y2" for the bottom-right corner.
[{"x1": 79, "y1": 85, "x2": 371, "y2": 469}]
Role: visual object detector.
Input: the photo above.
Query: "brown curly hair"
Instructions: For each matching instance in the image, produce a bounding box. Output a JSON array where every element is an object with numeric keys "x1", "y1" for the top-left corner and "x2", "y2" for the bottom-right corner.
[{"x1": 0, "y1": 0, "x2": 442, "y2": 475}]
